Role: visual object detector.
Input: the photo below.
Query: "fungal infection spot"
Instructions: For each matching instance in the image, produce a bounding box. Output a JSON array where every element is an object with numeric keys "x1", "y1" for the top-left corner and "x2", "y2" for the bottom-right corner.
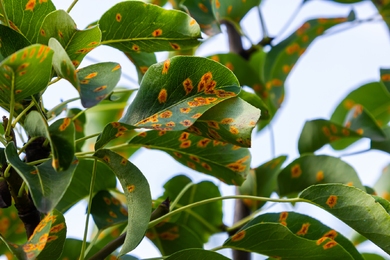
[
  {"x1": 116, "y1": 13, "x2": 122, "y2": 22},
  {"x1": 103, "y1": 197, "x2": 111, "y2": 205},
  {"x1": 15, "y1": 89, "x2": 23, "y2": 94},
  {"x1": 179, "y1": 132, "x2": 190, "y2": 141},
  {"x1": 166, "y1": 121, "x2": 175, "y2": 127},
  {"x1": 58, "y1": 30, "x2": 64, "y2": 38},
  {"x1": 109, "y1": 211, "x2": 118, "y2": 218},
  {"x1": 227, "y1": 5, "x2": 233, "y2": 14},
  {"x1": 236, "y1": 155, "x2": 250, "y2": 164},
  {"x1": 343, "y1": 99, "x2": 355, "y2": 109},
  {"x1": 17, "y1": 63, "x2": 30, "y2": 71},
  {"x1": 162, "y1": 59, "x2": 170, "y2": 74},
  {"x1": 158, "y1": 89, "x2": 167, "y2": 103},
  {"x1": 215, "y1": 0, "x2": 220, "y2": 8},
  {"x1": 323, "y1": 241, "x2": 338, "y2": 250},
  {"x1": 180, "y1": 120, "x2": 192, "y2": 127},
  {"x1": 296, "y1": 223, "x2": 310, "y2": 236},
  {"x1": 330, "y1": 124, "x2": 337, "y2": 134},
  {"x1": 50, "y1": 223, "x2": 65, "y2": 233},
  {"x1": 231, "y1": 231, "x2": 246, "y2": 242},
  {"x1": 180, "y1": 140, "x2": 192, "y2": 149},
  {"x1": 296, "y1": 22, "x2": 310, "y2": 35},
  {"x1": 93, "y1": 85, "x2": 107, "y2": 92},
  {"x1": 103, "y1": 155, "x2": 111, "y2": 163},
  {"x1": 356, "y1": 128, "x2": 364, "y2": 135},
  {"x1": 187, "y1": 161, "x2": 196, "y2": 170},
  {"x1": 316, "y1": 170, "x2": 324, "y2": 182},
  {"x1": 180, "y1": 107, "x2": 191, "y2": 113},
  {"x1": 323, "y1": 230, "x2": 337, "y2": 240},
  {"x1": 282, "y1": 64, "x2": 291, "y2": 74},
  {"x1": 187, "y1": 125, "x2": 202, "y2": 135},
  {"x1": 286, "y1": 43, "x2": 300, "y2": 55},
  {"x1": 192, "y1": 113, "x2": 202, "y2": 119},
  {"x1": 197, "y1": 139, "x2": 211, "y2": 148},
  {"x1": 59, "y1": 118, "x2": 71, "y2": 131},
  {"x1": 160, "y1": 110, "x2": 172, "y2": 118},
  {"x1": 326, "y1": 195, "x2": 337, "y2": 208},
  {"x1": 120, "y1": 158, "x2": 127, "y2": 165},
  {"x1": 132, "y1": 44, "x2": 140, "y2": 52},
  {"x1": 120, "y1": 207, "x2": 128, "y2": 216},
  {"x1": 190, "y1": 18, "x2": 196, "y2": 26},
  {"x1": 229, "y1": 126, "x2": 239, "y2": 135},
  {"x1": 198, "y1": 3, "x2": 208, "y2": 12},
  {"x1": 381, "y1": 74, "x2": 390, "y2": 81},
  {"x1": 139, "y1": 66, "x2": 148, "y2": 74},
  {"x1": 291, "y1": 164, "x2": 302, "y2": 178},
  {"x1": 152, "y1": 29, "x2": 162, "y2": 37},
  {"x1": 25, "y1": 0, "x2": 36, "y2": 11},
  {"x1": 225, "y1": 62, "x2": 234, "y2": 71},
  {"x1": 208, "y1": 128, "x2": 221, "y2": 140},
  {"x1": 189, "y1": 155, "x2": 200, "y2": 163},
  {"x1": 170, "y1": 42, "x2": 180, "y2": 50},
  {"x1": 183, "y1": 78, "x2": 194, "y2": 95},
  {"x1": 112, "y1": 64, "x2": 121, "y2": 71},
  {"x1": 173, "y1": 152, "x2": 182, "y2": 158},
  {"x1": 127, "y1": 185, "x2": 135, "y2": 193},
  {"x1": 279, "y1": 211, "x2": 288, "y2": 223},
  {"x1": 40, "y1": 29, "x2": 46, "y2": 37},
  {"x1": 322, "y1": 126, "x2": 330, "y2": 136},
  {"x1": 207, "y1": 121, "x2": 220, "y2": 129},
  {"x1": 226, "y1": 162, "x2": 246, "y2": 172},
  {"x1": 30, "y1": 169, "x2": 38, "y2": 175},
  {"x1": 47, "y1": 235, "x2": 58, "y2": 242},
  {"x1": 353, "y1": 105, "x2": 363, "y2": 118}
]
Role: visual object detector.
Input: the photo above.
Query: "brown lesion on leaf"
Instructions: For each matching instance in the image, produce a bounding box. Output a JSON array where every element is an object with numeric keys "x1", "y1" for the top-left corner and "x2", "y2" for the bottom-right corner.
[
  {"x1": 291, "y1": 164, "x2": 302, "y2": 178},
  {"x1": 158, "y1": 89, "x2": 168, "y2": 103},
  {"x1": 231, "y1": 230, "x2": 246, "y2": 242},
  {"x1": 326, "y1": 195, "x2": 337, "y2": 208},
  {"x1": 296, "y1": 223, "x2": 310, "y2": 236},
  {"x1": 152, "y1": 29, "x2": 162, "y2": 37}
]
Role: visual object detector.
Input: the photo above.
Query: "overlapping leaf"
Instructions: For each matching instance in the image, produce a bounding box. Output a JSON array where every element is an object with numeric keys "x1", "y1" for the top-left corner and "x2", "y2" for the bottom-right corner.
[
  {"x1": 5, "y1": 143, "x2": 78, "y2": 213},
  {"x1": 239, "y1": 156, "x2": 287, "y2": 211},
  {"x1": 120, "y1": 56, "x2": 241, "y2": 131},
  {"x1": 0, "y1": 25, "x2": 30, "y2": 61},
  {"x1": 190, "y1": 97, "x2": 260, "y2": 147},
  {"x1": 278, "y1": 155, "x2": 364, "y2": 197},
  {"x1": 223, "y1": 212, "x2": 360, "y2": 259},
  {"x1": 4, "y1": 0, "x2": 56, "y2": 42},
  {"x1": 211, "y1": 0, "x2": 261, "y2": 24},
  {"x1": 299, "y1": 184, "x2": 390, "y2": 254},
  {"x1": 99, "y1": 1, "x2": 201, "y2": 53},
  {"x1": 90, "y1": 190, "x2": 128, "y2": 230},
  {"x1": 93, "y1": 149, "x2": 152, "y2": 256},
  {"x1": 58, "y1": 238, "x2": 106, "y2": 259},
  {"x1": 37, "y1": 10, "x2": 101, "y2": 68},
  {"x1": 373, "y1": 164, "x2": 390, "y2": 201},
  {"x1": 165, "y1": 249, "x2": 229, "y2": 260},
  {"x1": 0, "y1": 44, "x2": 53, "y2": 108},
  {"x1": 0, "y1": 207, "x2": 26, "y2": 256},
  {"x1": 130, "y1": 131, "x2": 250, "y2": 185},
  {"x1": 183, "y1": 0, "x2": 221, "y2": 36},
  {"x1": 94, "y1": 122, "x2": 136, "y2": 150},
  {"x1": 125, "y1": 52, "x2": 157, "y2": 84},
  {"x1": 67, "y1": 108, "x2": 86, "y2": 152},
  {"x1": 157, "y1": 175, "x2": 223, "y2": 243},
  {"x1": 380, "y1": 68, "x2": 390, "y2": 92}
]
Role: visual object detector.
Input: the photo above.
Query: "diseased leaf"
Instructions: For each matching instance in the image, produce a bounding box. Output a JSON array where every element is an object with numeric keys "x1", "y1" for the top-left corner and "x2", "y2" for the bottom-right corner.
[
  {"x1": 278, "y1": 155, "x2": 364, "y2": 197},
  {"x1": 373, "y1": 164, "x2": 390, "y2": 201},
  {"x1": 5, "y1": 142, "x2": 78, "y2": 213},
  {"x1": 130, "y1": 131, "x2": 250, "y2": 185},
  {"x1": 212, "y1": 0, "x2": 261, "y2": 24},
  {"x1": 94, "y1": 122, "x2": 136, "y2": 151},
  {"x1": 165, "y1": 249, "x2": 229, "y2": 260},
  {"x1": 0, "y1": 25, "x2": 30, "y2": 61},
  {"x1": 58, "y1": 238, "x2": 108, "y2": 259},
  {"x1": 67, "y1": 108, "x2": 86, "y2": 152},
  {"x1": 93, "y1": 150, "x2": 152, "y2": 256},
  {"x1": 125, "y1": 52, "x2": 157, "y2": 84},
  {"x1": 100, "y1": 1, "x2": 201, "y2": 53},
  {"x1": 239, "y1": 156, "x2": 287, "y2": 211},
  {"x1": 372, "y1": 0, "x2": 390, "y2": 32},
  {"x1": 380, "y1": 68, "x2": 390, "y2": 92},
  {"x1": 299, "y1": 184, "x2": 390, "y2": 254},
  {"x1": 120, "y1": 56, "x2": 240, "y2": 131},
  {"x1": 183, "y1": 0, "x2": 221, "y2": 36},
  {"x1": 223, "y1": 212, "x2": 359, "y2": 259},
  {"x1": 0, "y1": 207, "x2": 26, "y2": 256}
]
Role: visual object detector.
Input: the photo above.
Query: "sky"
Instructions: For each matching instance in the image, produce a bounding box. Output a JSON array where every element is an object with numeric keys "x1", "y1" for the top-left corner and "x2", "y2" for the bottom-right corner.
[{"x1": 2, "y1": 0, "x2": 390, "y2": 259}]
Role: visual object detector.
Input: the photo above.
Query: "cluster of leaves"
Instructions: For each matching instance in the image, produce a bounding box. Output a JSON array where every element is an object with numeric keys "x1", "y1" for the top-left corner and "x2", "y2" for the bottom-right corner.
[{"x1": 0, "y1": 0, "x2": 389, "y2": 259}]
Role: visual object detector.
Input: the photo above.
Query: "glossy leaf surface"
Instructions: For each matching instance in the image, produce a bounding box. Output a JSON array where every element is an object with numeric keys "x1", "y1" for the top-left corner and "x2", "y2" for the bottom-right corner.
[
  {"x1": 100, "y1": 1, "x2": 201, "y2": 53},
  {"x1": 5, "y1": 143, "x2": 78, "y2": 213},
  {"x1": 121, "y1": 56, "x2": 240, "y2": 131},
  {"x1": 212, "y1": 0, "x2": 261, "y2": 24},
  {"x1": 130, "y1": 131, "x2": 250, "y2": 185},
  {"x1": 183, "y1": 0, "x2": 220, "y2": 36},
  {"x1": 94, "y1": 149, "x2": 152, "y2": 256},
  {"x1": 0, "y1": 25, "x2": 30, "y2": 61},
  {"x1": 165, "y1": 249, "x2": 229, "y2": 260},
  {"x1": 300, "y1": 184, "x2": 390, "y2": 254},
  {"x1": 278, "y1": 155, "x2": 364, "y2": 197}
]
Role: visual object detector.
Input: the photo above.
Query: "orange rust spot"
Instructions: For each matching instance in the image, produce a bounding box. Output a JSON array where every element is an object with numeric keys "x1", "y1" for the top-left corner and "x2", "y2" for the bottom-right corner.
[
  {"x1": 103, "y1": 197, "x2": 111, "y2": 205},
  {"x1": 189, "y1": 155, "x2": 200, "y2": 162},
  {"x1": 93, "y1": 85, "x2": 107, "y2": 92},
  {"x1": 112, "y1": 64, "x2": 121, "y2": 71},
  {"x1": 162, "y1": 59, "x2": 170, "y2": 74},
  {"x1": 59, "y1": 118, "x2": 71, "y2": 131},
  {"x1": 166, "y1": 121, "x2": 175, "y2": 127},
  {"x1": 180, "y1": 120, "x2": 192, "y2": 127},
  {"x1": 296, "y1": 223, "x2": 310, "y2": 236},
  {"x1": 183, "y1": 78, "x2": 194, "y2": 95},
  {"x1": 291, "y1": 164, "x2": 302, "y2": 178},
  {"x1": 103, "y1": 155, "x2": 110, "y2": 163},
  {"x1": 120, "y1": 207, "x2": 128, "y2": 216},
  {"x1": 279, "y1": 211, "x2": 288, "y2": 222},
  {"x1": 50, "y1": 223, "x2": 65, "y2": 233},
  {"x1": 381, "y1": 74, "x2": 390, "y2": 81},
  {"x1": 316, "y1": 27, "x2": 325, "y2": 35},
  {"x1": 180, "y1": 140, "x2": 192, "y2": 149},
  {"x1": 236, "y1": 155, "x2": 250, "y2": 164},
  {"x1": 179, "y1": 132, "x2": 190, "y2": 141},
  {"x1": 15, "y1": 89, "x2": 23, "y2": 94},
  {"x1": 231, "y1": 230, "x2": 246, "y2": 242},
  {"x1": 158, "y1": 89, "x2": 167, "y2": 103},
  {"x1": 58, "y1": 30, "x2": 64, "y2": 38},
  {"x1": 210, "y1": 55, "x2": 219, "y2": 62},
  {"x1": 17, "y1": 63, "x2": 30, "y2": 71},
  {"x1": 197, "y1": 138, "x2": 211, "y2": 148},
  {"x1": 323, "y1": 230, "x2": 338, "y2": 240},
  {"x1": 330, "y1": 124, "x2": 337, "y2": 134},
  {"x1": 326, "y1": 195, "x2": 337, "y2": 208},
  {"x1": 139, "y1": 66, "x2": 148, "y2": 74},
  {"x1": 173, "y1": 151, "x2": 182, "y2": 158},
  {"x1": 132, "y1": 44, "x2": 140, "y2": 51},
  {"x1": 322, "y1": 126, "x2": 330, "y2": 136},
  {"x1": 25, "y1": 0, "x2": 36, "y2": 11},
  {"x1": 208, "y1": 128, "x2": 221, "y2": 140},
  {"x1": 190, "y1": 18, "x2": 196, "y2": 26},
  {"x1": 316, "y1": 170, "x2": 324, "y2": 182},
  {"x1": 353, "y1": 105, "x2": 363, "y2": 118},
  {"x1": 127, "y1": 185, "x2": 135, "y2": 193},
  {"x1": 282, "y1": 64, "x2": 291, "y2": 74},
  {"x1": 187, "y1": 161, "x2": 196, "y2": 170},
  {"x1": 170, "y1": 42, "x2": 180, "y2": 50},
  {"x1": 207, "y1": 121, "x2": 220, "y2": 129},
  {"x1": 19, "y1": 71, "x2": 27, "y2": 76},
  {"x1": 286, "y1": 43, "x2": 300, "y2": 54},
  {"x1": 47, "y1": 235, "x2": 58, "y2": 242},
  {"x1": 40, "y1": 29, "x2": 46, "y2": 37},
  {"x1": 73, "y1": 60, "x2": 81, "y2": 67},
  {"x1": 302, "y1": 35, "x2": 309, "y2": 42},
  {"x1": 201, "y1": 162, "x2": 212, "y2": 171},
  {"x1": 198, "y1": 3, "x2": 208, "y2": 12},
  {"x1": 296, "y1": 22, "x2": 310, "y2": 36},
  {"x1": 152, "y1": 29, "x2": 162, "y2": 37},
  {"x1": 109, "y1": 211, "x2": 118, "y2": 218},
  {"x1": 192, "y1": 113, "x2": 202, "y2": 119},
  {"x1": 76, "y1": 47, "x2": 94, "y2": 54},
  {"x1": 343, "y1": 99, "x2": 355, "y2": 109},
  {"x1": 215, "y1": 0, "x2": 220, "y2": 8},
  {"x1": 180, "y1": 107, "x2": 191, "y2": 113},
  {"x1": 229, "y1": 126, "x2": 239, "y2": 135},
  {"x1": 145, "y1": 231, "x2": 157, "y2": 240},
  {"x1": 226, "y1": 162, "x2": 246, "y2": 172},
  {"x1": 159, "y1": 130, "x2": 166, "y2": 136},
  {"x1": 116, "y1": 13, "x2": 122, "y2": 22},
  {"x1": 198, "y1": 72, "x2": 213, "y2": 92},
  {"x1": 37, "y1": 45, "x2": 46, "y2": 58},
  {"x1": 159, "y1": 231, "x2": 179, "y2": 240},
  {"x1": 160, "y1": 110, "x2": 172, "y2": 118},
  {"x1": 120, "y1": 158, "x2": 127, "y2": 165},
  {"x1": 30, "y1": 169, "x2": 38, "y2": 175},
  {"x1": 187, "y1": 125, "x2": 202, "y2": 135},
  {"x1": 323, "y1": 241, "x2": 338, "y2": 250},
  {"x1": 225, "y1": 62, "x2": 234, "y2": 71},
  {"x1": 227, "y1": 5, "x2": 233, "y2": 14},
  {"x1": 356, "y1": 128, "x2": 364, "y2": 135}
]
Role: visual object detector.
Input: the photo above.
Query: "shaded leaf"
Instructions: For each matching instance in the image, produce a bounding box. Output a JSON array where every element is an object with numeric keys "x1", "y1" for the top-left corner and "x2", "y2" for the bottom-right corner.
[
  {"x1": 0, "y1": 25, "x2": 30, "y2": 60},
  {"x1": 183, "y1": 0, "x2": 221, "y2": 36},
  {"x1": 361, "y1": 253, "x2": 386, "y2": 260},
  {"x1": 373, "y1": 164, "x2": 390, "y2": 200},
  {"x1": 165, "y1": 248, "x2": 229, "y2": 260},
  {"x1": 146, "y1": 222, "x2": 203, "y2": 256},
  {"x1": 67, "y1": 108, "x2": 86, "y2": 152},
  {"x1": 93, "y1": 149, "x2": 152, "y2": 256},
  {"x1": 5, "y1": 142, "x2": 78, "y2": 213},
  {"x1": 38, "y1": 10, "x2": 101, "y2": 68},
  {"x1": 55, "y1": 158, "x2": 117, "y2": 213},
  {"x1": 278, "y1": 155, "x2": 364, "y2": 197},
  {"x1": 239, "y1": 156, "x2": 287, "y2": 211},
  {"x1": 100, "y1": 1, "x2": 201, "y2": 53},
  {"x1": 212, "y1": 0, "x2": 261, "y2": 24},
  {"x1": 380, "y1": 68, "x2": 390, "y2": 92},
  {"x1": 130, "y1": 131, "x2": 250, "y2": 185},
  {"x1": 125, "y1": 52, "x2": 157, "y2": 84},
  {"x1": 223, "y1": 212, "x2": 358, "y2": 259},
  {"x1": 58, "y1": 238, "x2": 106, "y2": 259},
  {"x1": 92, "y1": 223, "x2": 127, "y2": 254},
  {"x1": 90, "y1": 190, "x2": 128, "y2": 230},
  {"x1": 120, "y1": 56, "x2": 240, "y2": 131},
  {"x1": 4, "y1": 0, "x2": 56, "y2": 42},
  {"x1": 238, "y1": 89, "x2": 269, "y2": 120},
  {"x1": 0, "y1": 207, "x2": 26, "y2": 256},
  {"x1": 190, "y1": 97, "x2": 260, "y2": 147},
  {"x1": 299, "y1": 184, "x2": 390, "y2": 254},
  {"x1": 94, "y1": 122, "x2": 136, "y2": 151}
]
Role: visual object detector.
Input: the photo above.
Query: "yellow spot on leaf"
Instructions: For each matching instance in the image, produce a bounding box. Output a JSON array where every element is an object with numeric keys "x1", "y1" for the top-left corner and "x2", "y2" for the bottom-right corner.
[
  {"x1": 230, "y1": 126, "x2": 239, "y2": 134},
  {"x1": 132, "y1": 44, "x2": 140, "y2": 51},
  {"x1": 50, "y1": 223, "x2": 65, "y2": 233},
  {"x1": 109, "y1": 211, "x2": 118, "y2": 218},
  {"x1": 207, "y1": 121, "x2": 220, "y2": 129},
  {"x1": 286, "y1": 43, "x2": 300, "y2": 54},
  {"x1": 201, "y1": 162, "x2": 212, "y2": 171},
  {"x1": 183, "y1": 78, "x2": 194, "y2": 95},
  {"x1": 326, "y1": 195, "x2": 337, "y2": 208},
  {"x1": 227, "y1": 5, "x2": 233, "y2": 14},
  {"x1": 282, "y1": 64, "x2": 291, "y2": 73},
  {"x1": 158, "y1": 89, "x2": 167, "y2": 103},
  {"x1": 322, "y1": 126, "x2": 330, "y2": 136},
  {"x1": 72, "y1": 60, "x2": 80, "y2": 67},
  {"x1": 173, "y1": 151, "x2": 182, "y2": 158},
  {"x1": 189, "y1": 155, "x2": 200, "y2": 163},
  {"x1": 170, "y1": 42, "x2": 180, "y2": 50},
  {"x1": 381, "y1": 74, "x2": 390, "y2": 81},
  {"x1": 160, "y1": 110, "x2": 172, "y2": 118},
  {"x1": 316, "y1": 170, "x2": 324, "y2": 182},
  {"x1": 116, "y1": 13, "x2": 122, "y2": 22},
  {"x1": 343, "y1": 99, "x2": 355, "y2": 109},
  {"x1": 166, "y1": 121, "x2": 175, "y2": 127},
  {"x1": 103, "y1": 155, "x2": 111, "y2": 163},
  {"x1": 356, "y1": 128, "x2": 364, "y2": 135},
  {"x1": 226, "y1": 162, "x2": 246, "y2": 172},
  {"x1": 323, "y1": 230, "x2": 338, "y2": 240},
  {"x1": 152, "y1": 29, "x2": 162, "y2": 37},
  {"x1": 225, "y1": 62, "x2": 234, "y2": 71},
  {"x1": 291, "y1": 164, "x2": 302, "y2": 178},
  {"x1": 179, "y1": 132, "x2": 190, "y2": 141},
  {"x1": 192, "y1": 113, "x2": 202, "y2": 119},
  {"x1": 30, "y1": 169, "x2": 38, "y2": 175},
  {"x1": 162, "y1": 59, "x2": 170, "y2": 74},
  {"x1": 15, "y1": 89, "x2": 22, "y2": 94},
  {"x1": 180, "y1": 140, "x2": 192, "y2": 149},
  {"x1": 112, "y1": 64, "x2": 121, "y2": 71},
  {"x1": 25, "y1": 0, "x2": 36, "y2": 11},
  {"x1": 93, "y1": 85, "x2": 107, "y2": 92},
  {"x1": 187, "y1": 161, "x2": 196, "y2": 170},
  {"x1": 197, "y1": 139, "x2": 211, "y2": 148},
  {"x1": 180, "y1": 107, "x2": 191, "y2": 113},
  {"x1": 296, "y1": 223, "x2": 310, "y2": 236},
  {"x1": 180, "y1": 120, "x2": 192, "y2": 127},
  {"x1": 47, "y1": 235, "x2": 58, "y2": 242},
  {"x1": 103, "y1": 197, "x2": 111, "y2": 205},
  {"x1": 296, "y1": 22, "x2": 310, "y2": 36},
  {"x1": 80, "y1": 79, "x2": 89, "y2": 84},
  {"x1": 231, "y1": 231, "x2": 246, "y2": 242},
  {"x1": 127, "y1": 185, "x2": 135, "y2": 193},
  {"x1": 120, "y1": 158, "x2": 127, "y2": 165},
  {"x1": 190, "y1": 18, "x2": 196, "y2": 26},
  {"x1": 59, "y1": 118, "x2": 71, "y2": 131},
  {"x1": 198, "y1": 3, "x2": 208, "y2": 12},
  {"x1": 323, "y1": 241, "x2": 338, "y2": 250}
]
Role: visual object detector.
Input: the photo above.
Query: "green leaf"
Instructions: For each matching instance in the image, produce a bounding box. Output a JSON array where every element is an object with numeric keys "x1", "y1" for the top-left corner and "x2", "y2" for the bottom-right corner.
[
  {"x1": 4, "y1": 0, "x2": 56, "y2": 42},
  {"x1": 278, "y1": 155, "x2": 365, "y2": 197},
  {"x1": 146, "y1": 222, "x2": 203, "y2": 256},
  {"x1": 58, "y1": 238, "x2": 106, "y2": 259},
  {"x1": 0, "y1": 44, "x2": 53, "y2": 108},
  {"x1": 37, "y1": 10, "x2": 101, "y2": 68},
  {"x1": 213, "y1": 0, "x2": 261, "y2": 24},
  {"x1": 67, "y1": 108, "x2": 86, "y2": 152},
  {"x1": 239, "y1": 156, "x2": 287, "y2": 211},
  {"x1": 157, "y1": 175, "x2": 223, "y2": 243},
  {"x1": 93, "y1": 149, "x2": 152, "y2": 256},
  {"x1": 299, "y1": 184, "x2": 390, "y2": 254},
  {"x1": 100, "y1": 1, "x2": 201, "y2": 53},
  {"x1": 0, "y1": 25, "x2": 30, "y2": 61},
  {"x1": 361, "y1": 253, "x2": 386, "y2": 260},
  {"x1": 121, "y1": 56, "x2": 240, "y2": 131},
  {"x1": 238, "y1": 89, "x2": 269, "y2": 120},
  {"x1": 125, "y1": 52, "x2": 157, "y2": 83},
  {"x1": 94, "y1": 122, "x2": 136, "y2": 151},
  {"x1": 264, "y1": 17, "x2": 350, "y2": 110},
  {"x1": 130, "y1": 131, "x2": 250, "y2": 185},
  {"x1": 373, "y1": 164, "x2": 390, "y2": 200},
  {"x1": 90, "y1": 190, "x2": 128, "y2": 230},
  {"x1": 5, "y1": 142, "x2": 78, "y2": 213},
  {"x1": 165, "y1": 249, "x2": 230, "y2": 260},
  {"x1": 76, "y1": 62, "x2": 122, "y2": 108},
  {"x1": 380, "y1": 68, "x2": 390, "y2": 92},
  {"x1": 0, "y1": 207, "x2": 26, "y2": 256},
  {"x1": 223, "y1": 212, "x2": 359, "y2": 259},
  {"x1": 55, "y1": 158, "x2": 117, "y2": 213},
  {"x1": 190, "y1": 97, "x2": 260, "y2": 147}
]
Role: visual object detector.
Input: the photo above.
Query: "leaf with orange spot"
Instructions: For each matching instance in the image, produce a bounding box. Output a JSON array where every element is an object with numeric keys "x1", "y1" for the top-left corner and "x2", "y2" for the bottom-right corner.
[
  {"x1": 100, "y1": 1, "x2": 201, "y2": 53},
  {"x1": 300, "y1": 184, "x2": 390, "y2": 254},
  {"x1": 372, "y1": 0, "x2": 390, "y2": 32},
  {"x1": 93, "y1": 149, "x2": 151, "y2": 256},
  {"x1": 121, "y1": 56, "x2": 240, "y2": 131},
  {"x1": 90, "y1": 190, "x2": 128, "y2": 230},
  {"x1": 278, "y1": 155, "x2": 364, "y2": 197},
  {"x1": 239, "y1": 156, "x2": 287, "y2": 211},
  {"x1": 5, "y1": 142, "x2": 77, "y2": 213},
  {"x1": 373, "y1": 164, "x2": 390, "y2": 203},
  {"x1": 223, "y1": 211, "x2": 361, "y2": 259},
  {"x1": 3, "y1": 0, "x2": 55, "y2": 42},
  {"x1": 125, "y1": 52, "x2": 157, "y2": 84},
  {"x1": 181, "y1": 1, "x2": 221, "y2": 36},
  {"x1": 0, "y1": 25, "x2": 30, "y2": 61},
  {"x1": 67, "y1": 108, "x2": 86, "y2": 152},
  {"x1": 0, "y1": 206, "x2": 26, "y2": 256},
  {"x1": 129, "y1": 130, "x2": 250, "y2": 185},
  {"x1": 211, "y1": 0, "x2": 261, "y2": 25},
  {"x1": 0, "y1": 44, "x2": 53, "y2": 108},
  {"x1": 190, "y1": 97, "x2": 260, "y2": 147},
  {"x1": 37, "y1": 10, "x2": 101, "y2": 68},
  {"x1": 94, "y1": 122, "x2": 137, "y2": 151}
]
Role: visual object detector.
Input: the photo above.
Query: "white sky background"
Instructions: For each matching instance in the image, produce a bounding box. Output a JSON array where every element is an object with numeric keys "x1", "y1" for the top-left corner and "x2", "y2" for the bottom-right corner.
[{"x1": 1, "y1": 0, "x2": 390, "y2": 259}]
